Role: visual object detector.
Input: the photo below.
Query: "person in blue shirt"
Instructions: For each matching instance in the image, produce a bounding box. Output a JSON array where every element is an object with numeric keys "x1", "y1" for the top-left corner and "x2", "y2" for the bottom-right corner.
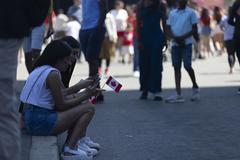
[
  {"x1": 80, "y1": 0, "x2": 108, "y2": 102},
  {"x1": 166, "y1": 0, "x2": 200, "y2": 103},
  {"x1": 67, "y1": 0, "x2": 83, "y2": 24}
]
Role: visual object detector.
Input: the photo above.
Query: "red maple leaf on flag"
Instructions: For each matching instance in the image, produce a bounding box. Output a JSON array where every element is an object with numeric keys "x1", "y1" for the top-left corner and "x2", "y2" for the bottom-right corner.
[
  {"x1": 111, "y1": 81, "x2": 116, "y2": 87},
  {"x1": 106, "y1": 76, "x2": 122, "y2": 93}
]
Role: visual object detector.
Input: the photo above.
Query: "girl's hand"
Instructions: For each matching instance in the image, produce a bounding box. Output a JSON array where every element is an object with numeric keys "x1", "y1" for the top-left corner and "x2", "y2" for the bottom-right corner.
[
  {"x1": 86, "y1": 75, "x2": 101, "y2": 84},
  {"x1": 79, "y1": 79, "x2": 94, "y2": 87}
]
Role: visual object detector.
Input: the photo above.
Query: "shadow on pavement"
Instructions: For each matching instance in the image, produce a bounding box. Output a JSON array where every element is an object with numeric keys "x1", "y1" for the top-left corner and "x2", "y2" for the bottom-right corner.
[
  {"x1": 16, "y1": 80, "x2": 240, "y2": 160},
  {"x1": 86, "y1": 86, "x2": 240, "y2": 160}
]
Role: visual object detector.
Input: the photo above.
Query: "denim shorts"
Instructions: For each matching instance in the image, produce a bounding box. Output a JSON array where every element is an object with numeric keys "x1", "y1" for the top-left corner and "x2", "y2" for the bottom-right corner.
[
  {"x1": 23, "y1": 23, "x2": 45, "y2": 53},
  {"x1": 171, "y1": 44, "x2": 192, "y2": 69},
  {"x1": 22, "y1": 104, "x2": 57, "y2": 136},
  {"x1": 80, "y1": 27, "x2": 106, "y2": 62}
]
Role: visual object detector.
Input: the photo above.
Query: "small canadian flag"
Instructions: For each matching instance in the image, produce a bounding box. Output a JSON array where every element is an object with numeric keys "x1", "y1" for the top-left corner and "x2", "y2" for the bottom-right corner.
[
  {"x1": 106, "y1": 76, "x2": 122, "y2": 93},
  {"x1": 89, "y1": 96, "x2": 97, "y2": 104}
]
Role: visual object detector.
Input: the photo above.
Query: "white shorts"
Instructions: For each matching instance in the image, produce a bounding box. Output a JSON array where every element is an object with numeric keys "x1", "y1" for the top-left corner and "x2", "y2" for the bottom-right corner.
[
  {"x1": 120, "y1": 45, "x2": 134, "y2": 56},
  {"x1": 23, "y1": 23, "x2": 45, "y2": 53}
]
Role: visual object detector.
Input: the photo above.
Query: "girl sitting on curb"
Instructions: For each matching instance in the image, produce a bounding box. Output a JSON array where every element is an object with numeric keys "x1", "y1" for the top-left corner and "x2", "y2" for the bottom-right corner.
[{"x1": 20, "y1": 40, "x2": 102, "y2": 160}]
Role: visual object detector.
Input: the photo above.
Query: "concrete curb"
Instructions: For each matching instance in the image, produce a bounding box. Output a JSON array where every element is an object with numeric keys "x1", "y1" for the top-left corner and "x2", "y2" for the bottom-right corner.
[{"x1": 30, "y1": 136, "x2": 59, "y2": 160}]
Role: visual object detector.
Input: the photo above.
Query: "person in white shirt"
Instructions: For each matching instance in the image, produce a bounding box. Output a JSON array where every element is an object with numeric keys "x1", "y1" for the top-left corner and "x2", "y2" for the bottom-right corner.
[
  {"x1": 99, "y1": 13, "x2": 118, "y2": 76},
  {"x1": 65, "y1": 15, "x2": 81, "y2": 41},
  {"x1": 110, "y1": 0, "x2": 128, "y2": 58},
  {"x1": 20, "y1": 40, "x2": 102, "y2": 160},
  {"x1": 53, "y1": 9, "x2": 69, "y2": 39}
]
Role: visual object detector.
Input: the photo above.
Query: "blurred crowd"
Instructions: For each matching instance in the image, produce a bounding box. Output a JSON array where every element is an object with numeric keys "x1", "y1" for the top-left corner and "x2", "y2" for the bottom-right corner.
[{"x1": 17, "y1": 0, "x2": 240, "y2": 76}]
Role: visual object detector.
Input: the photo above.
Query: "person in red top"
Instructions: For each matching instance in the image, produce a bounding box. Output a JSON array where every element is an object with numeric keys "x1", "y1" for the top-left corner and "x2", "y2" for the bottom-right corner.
[
  {"x1": 120, "y1": 23, "x2": 134, "y2": 64},
  {"x1": 200, "y1": 7, "x2": 213, "y2": 57},
  {"x1": 126, "y1": 5, "x2": 140, "y2": 77}
]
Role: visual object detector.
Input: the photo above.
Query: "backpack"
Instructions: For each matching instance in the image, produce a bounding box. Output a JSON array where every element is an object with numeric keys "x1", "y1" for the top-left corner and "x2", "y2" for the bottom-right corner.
[{"x1": 24, "y1": 0, "x2": 51, "y2": 27}]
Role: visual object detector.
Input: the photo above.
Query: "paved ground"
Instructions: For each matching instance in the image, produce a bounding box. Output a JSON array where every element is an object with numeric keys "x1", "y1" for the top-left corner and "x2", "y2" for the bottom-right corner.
[{"x1": 17, "y1": 54, "x2": 240, "y2": 160}]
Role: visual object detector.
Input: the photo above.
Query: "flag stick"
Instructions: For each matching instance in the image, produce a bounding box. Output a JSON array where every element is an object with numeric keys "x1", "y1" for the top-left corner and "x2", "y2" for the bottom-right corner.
[{"x1": 101, "y1": 82, "x2": 106, "y2": 89}]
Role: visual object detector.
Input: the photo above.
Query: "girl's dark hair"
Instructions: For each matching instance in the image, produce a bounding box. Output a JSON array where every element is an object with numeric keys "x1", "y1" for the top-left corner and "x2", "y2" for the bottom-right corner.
[
  {"x1": 200, "y1": 8, "x2": 210, "y2": 25},
  {"x1": 61, "y1": 36, "x2": 80, "y2": 49},
  {"x1": 34, "y1": 40, "x2": 72, "y2": 69},
  {"x1": 213, "y1": 6, "x2": 222, "y2": 24}
]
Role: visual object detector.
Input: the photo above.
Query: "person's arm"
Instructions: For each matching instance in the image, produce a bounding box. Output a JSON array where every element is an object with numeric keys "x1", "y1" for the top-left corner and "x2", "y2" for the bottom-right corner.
[
  {"x1": 160, "y1": 2, "x2": 168, "y2": 34},
  {"x1": 47, "y1": 71, "x2": 98, "y2": 111},
  {"x1": 192, "y1": 24, "x2": 200, "y2": 42},
  {"x1": 97, "y1": 0, "x2": 107, "y2": 29},
  {"x1": 165, "y1": 9, "x2": 175, "y2": 40},
  {"x1": 62, "y1": 79, "x2": 94, "y2": 95}
]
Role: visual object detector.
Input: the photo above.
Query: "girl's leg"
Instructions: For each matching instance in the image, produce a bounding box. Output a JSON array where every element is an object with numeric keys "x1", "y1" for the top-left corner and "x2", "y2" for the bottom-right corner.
[
  {"x1": 51, "y1": 103, "x2": 95, "y2": 148},
  {"x1": 225, "y1": 40, "x2": 235, "y2": 73}
]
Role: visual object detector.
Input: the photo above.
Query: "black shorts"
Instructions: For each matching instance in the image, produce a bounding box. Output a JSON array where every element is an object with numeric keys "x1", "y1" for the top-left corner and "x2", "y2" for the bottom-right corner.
[{"x1": 80, "y1": 27, "x2": 106, "y2": 62}]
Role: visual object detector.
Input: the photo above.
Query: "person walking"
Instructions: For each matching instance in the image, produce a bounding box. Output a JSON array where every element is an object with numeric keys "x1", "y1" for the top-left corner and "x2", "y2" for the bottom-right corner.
[
  {"x1": 136, "y1": 0, "x2": 167, "y2": 100},
  {"x1": 0, "y1": 0, "x2": 50, "y2": 160},
  {"x1": 110, "y1": 0, "x2": 129, "y2": 63},
  {"x1": 126, "y1": 4, "x2": 140, "y2": 77},
  {"x1": 166, "y1": 0, "x2": 200, "y2": 103},
  {"x1": 200, "y1": 7, "x2": 213, "y2": 58},
  {"x1": 228, "y1": 0, "x2": 240, "y2": 94},
  {"x1": 80, "y1": 0, "x2": 108, "y2": 102},
  {"x1": 220, "y1": 6, "x2": 236, "y2": 74},
  {"x1": 99, "y1": 13, "x2": 118, "y2": 76}
]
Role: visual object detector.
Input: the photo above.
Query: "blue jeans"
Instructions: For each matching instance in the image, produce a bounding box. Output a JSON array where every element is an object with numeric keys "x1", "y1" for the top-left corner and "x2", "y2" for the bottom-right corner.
[{"x1": 23, "y1": 104, "x2": 57, "y2": 136}]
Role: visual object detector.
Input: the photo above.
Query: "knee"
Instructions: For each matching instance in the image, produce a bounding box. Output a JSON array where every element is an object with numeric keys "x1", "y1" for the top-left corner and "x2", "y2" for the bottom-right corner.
[
  {"x1": 85, "y1": 103, "x2": 95, "y2": 115},
  {"x1": 174, "y1": 67, "x2": 181, "y2": 73},
  {"x1": 184, "y1": 66, "x2": 192, "y2": 71}
]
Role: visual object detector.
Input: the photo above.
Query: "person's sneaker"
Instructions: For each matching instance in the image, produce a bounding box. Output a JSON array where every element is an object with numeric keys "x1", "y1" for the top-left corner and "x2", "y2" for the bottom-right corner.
[
  {"x1": 96, "y1": 94, "x2": 104, "y2": 103},
  {"x1": 140, "y1": 91, "x2": 148, "y2": 100},
  {"x1": 61, "y1": 146, "x2": 93, "y2": 160},
  {"x1": 79, "y1": 137, "x2": 101, "y2": 150},
  {"x1": 237, "y1": 88, "x2": 240, "y2": 95},
  {"x1": 153, "y1": 92, "x2": 163, "y2": 101},
  {"x1": 191, "y1": 88, "x2": 200, "y2": 101},
  {"x1": 165, "y1": 94, "x2": 185, "y2": 103},
  {"x1": 77, "y1": 141, "x2": 98, "y2": 157},
  {"x1": 133, "y1": 71, "x2": 140, "y2": 78}
]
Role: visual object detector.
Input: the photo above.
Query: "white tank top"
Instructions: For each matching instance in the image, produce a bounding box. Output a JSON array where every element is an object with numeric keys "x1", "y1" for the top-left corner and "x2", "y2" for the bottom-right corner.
[{"x1": 20, "y1": 65, "x2": 61, "y2": 110}]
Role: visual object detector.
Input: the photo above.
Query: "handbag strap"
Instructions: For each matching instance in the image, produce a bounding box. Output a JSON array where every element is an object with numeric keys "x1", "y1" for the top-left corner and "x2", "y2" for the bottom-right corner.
[{"x1": 25, "y1": 67, "x2": 49, "y2": 102}]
